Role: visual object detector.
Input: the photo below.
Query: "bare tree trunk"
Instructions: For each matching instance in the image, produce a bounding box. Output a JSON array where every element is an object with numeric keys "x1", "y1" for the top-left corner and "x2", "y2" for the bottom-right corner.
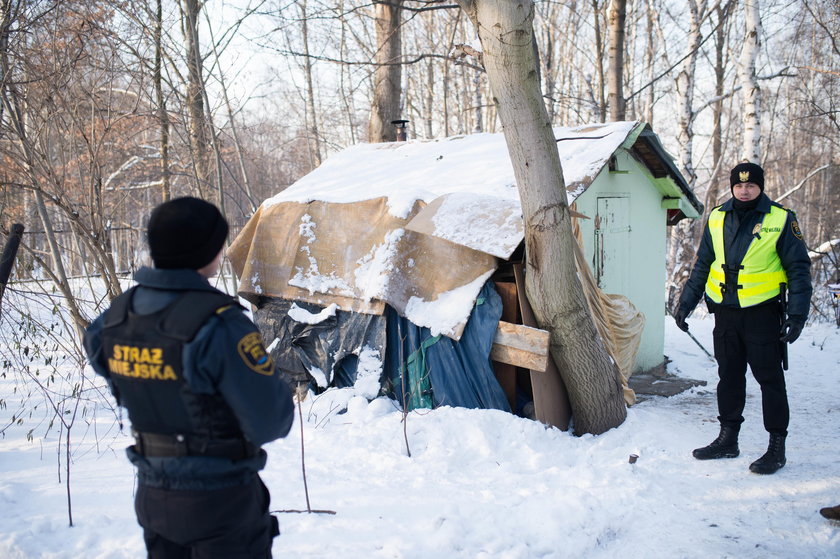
[
  {"x1": 424, "y1": 58, "x2": 435, "y2": 137},
  {"x1": 472, "y1": 68, "x2": 483, "y2": 133},
  {"x1": 606, "y1": 0, "x2": 627, "y2": 121},
  {"x1": 180, "y1": 0, "x2": 212, "y2": 196},
  {"x1": 337, "y1": 1, "x2": 359, "y2": 145},
  {"x1": 443, "y1": 53, "x2": 451, "y2": 137},
  {"x1": 707, "y1": 0, "x2": 732, "y2": 209},
  {"x1": 456, "y1": 0, "x2": 627, "y2": 435},
  {"x1": 33, "y1": 192, "x2": 87, "y2": 339},
  {"x1": 592, "y1": 0, "x2": 606, "y2": 122},
  {"x1": 155, "y1": 0, "x2": 171, "y2": 202},
  {"x1": 643, "y1": 0, "x2": 656, "y2": 124},
  {"x1": 368, "y1": 0, "x2": 404, "y2": 143},
  {"x1": 738, "y1": 0, "x2": 762, "y2": 162},
  {"x1": 298, "y1": 0, "x2": 322, "y2": 166},
  {"x1": 675, "y1": 0, "x2": 707, "y2": 189}
]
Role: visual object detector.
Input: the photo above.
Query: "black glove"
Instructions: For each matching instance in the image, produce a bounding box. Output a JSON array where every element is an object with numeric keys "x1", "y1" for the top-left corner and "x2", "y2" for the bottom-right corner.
[
  {"x1": 674, "y1": 307, "x2": 690, "y2": 332},
  {"x1": 780, "y1": 317, "x2": 804, "y2": 344}
]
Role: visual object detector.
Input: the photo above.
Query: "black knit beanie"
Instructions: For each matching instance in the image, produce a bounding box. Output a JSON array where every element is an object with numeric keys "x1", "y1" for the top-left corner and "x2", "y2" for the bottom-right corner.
[
  {"x1": 729, "y1": 162, "x2": 764, "y2": 192},
  {"x1": 147, "y1": 197, "x2": 228, "y2": 270}
]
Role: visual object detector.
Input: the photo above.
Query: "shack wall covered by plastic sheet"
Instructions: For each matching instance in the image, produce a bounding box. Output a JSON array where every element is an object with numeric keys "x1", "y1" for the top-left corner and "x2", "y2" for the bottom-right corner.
[
  {"x1": 253, "y1": 282, "x2": 509, "y2": 413},
  {"x1": 384, "y1": 281, "x2": 509, "y2": 412}
]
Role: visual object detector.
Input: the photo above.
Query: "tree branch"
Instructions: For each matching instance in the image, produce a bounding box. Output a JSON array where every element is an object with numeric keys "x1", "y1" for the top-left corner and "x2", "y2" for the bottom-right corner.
[{"x1": 775, "y1": 164, "x2": 830, "y2": 204}]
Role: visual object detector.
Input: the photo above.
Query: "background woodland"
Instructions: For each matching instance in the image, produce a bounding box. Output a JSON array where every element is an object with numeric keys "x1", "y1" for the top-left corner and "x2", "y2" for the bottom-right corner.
[{"x1": 1, "y1": 0, "x2": 838, "y2": 335}]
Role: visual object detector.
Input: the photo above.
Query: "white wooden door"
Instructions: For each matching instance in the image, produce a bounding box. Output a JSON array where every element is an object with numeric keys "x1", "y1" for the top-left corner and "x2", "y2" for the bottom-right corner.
[{"x1": 593, "y1": 196, "x2": 631, "y2": 294}]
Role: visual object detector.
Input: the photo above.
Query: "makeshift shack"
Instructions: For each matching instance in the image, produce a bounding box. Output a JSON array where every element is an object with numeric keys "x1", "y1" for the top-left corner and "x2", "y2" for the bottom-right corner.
[{"x1": 228, "y1": 121, "x2": 702, "y2": 428}]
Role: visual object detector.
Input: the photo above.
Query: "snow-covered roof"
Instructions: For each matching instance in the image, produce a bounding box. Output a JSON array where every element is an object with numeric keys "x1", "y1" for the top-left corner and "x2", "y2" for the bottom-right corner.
[{"x1": 264, "y1": 121, "x2": 641, "y2": 219}]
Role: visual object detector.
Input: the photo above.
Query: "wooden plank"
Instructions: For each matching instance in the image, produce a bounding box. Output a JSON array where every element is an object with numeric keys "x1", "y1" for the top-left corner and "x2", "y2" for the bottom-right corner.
[
  {"x1": 513, "y1": 263, "x2": 572, "y2": 431},
  {"x1": 493, "y1": 282, "x2": 520, "y2": 410},
  {"x1": 490, "y1": 321, "x2": 549, "y2": 372},
  {"x1": 495, "y1": 281, "x2": 521, "y2": 323}
]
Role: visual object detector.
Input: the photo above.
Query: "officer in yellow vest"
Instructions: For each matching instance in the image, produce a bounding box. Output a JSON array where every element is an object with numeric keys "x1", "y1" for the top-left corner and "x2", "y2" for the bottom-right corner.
[{"x1": 674, "y1": 162, "x2": 812, "y2": 475}]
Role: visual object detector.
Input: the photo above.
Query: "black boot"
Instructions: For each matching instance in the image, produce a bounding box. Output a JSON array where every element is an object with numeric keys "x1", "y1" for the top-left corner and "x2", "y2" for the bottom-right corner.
[
  {"x1": 749, "y1": 433, "x2": 786, "y2": 475},
  {"x1": 820, "y1": 505, "x2": 840, "y2": 521},
  {"x1": 820, "y1": 505, "x2": 840, "y2": 520},
  {"x1": 692, "y1": 425, "x2": 740, "y2": 460}
]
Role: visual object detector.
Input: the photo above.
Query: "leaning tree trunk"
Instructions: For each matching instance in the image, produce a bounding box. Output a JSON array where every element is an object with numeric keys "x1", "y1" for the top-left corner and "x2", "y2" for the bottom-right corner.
[
  {"x1": 368, "y1": 0, "x2": 404, "y2": 143},
  {"x1": 738, "y1": 0, "x2": 761, "y2": 163},
  {"x1": 457, "y1": 0, "x2": 626, "y2": 435}
]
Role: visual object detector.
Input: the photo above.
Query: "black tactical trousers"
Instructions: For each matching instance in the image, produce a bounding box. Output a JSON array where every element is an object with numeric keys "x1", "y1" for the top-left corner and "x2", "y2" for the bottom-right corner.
[
  {"x1": 136, "y1": 475, "x2": 279, "y2": 559},
  {"x1": 712, "y1": 303, "x2": 789, "y2": 435}
]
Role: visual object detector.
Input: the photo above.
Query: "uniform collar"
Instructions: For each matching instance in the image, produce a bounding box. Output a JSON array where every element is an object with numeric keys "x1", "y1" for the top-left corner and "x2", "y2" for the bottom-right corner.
[
  {"x1": 719, "y1": 192, "x2": 772, "y2": 213},
  {"x1": 134, "y1": 266, "x2": 219, "y2": 292}
]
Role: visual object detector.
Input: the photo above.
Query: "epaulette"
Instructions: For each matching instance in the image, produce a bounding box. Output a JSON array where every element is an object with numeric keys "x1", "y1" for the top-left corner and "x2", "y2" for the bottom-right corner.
[
  {"x1": 158, "y1": 291, "x2": 241, "y2": 342},
  {"x1": 102, "y1": 286, "x2": 139, "y2": 329}
]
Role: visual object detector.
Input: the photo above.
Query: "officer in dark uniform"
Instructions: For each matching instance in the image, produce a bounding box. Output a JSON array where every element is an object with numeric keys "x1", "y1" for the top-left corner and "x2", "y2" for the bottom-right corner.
[
  {"x1": 674, "y1": 162, "x2": 812, "y2": 475},
  {"x1": 84, "y1": 197, "x2": 295, "y2": 558}
]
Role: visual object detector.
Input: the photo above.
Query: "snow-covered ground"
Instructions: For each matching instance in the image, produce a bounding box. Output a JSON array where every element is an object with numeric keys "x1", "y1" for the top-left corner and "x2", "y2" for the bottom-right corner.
[{"x1": 1, "y1": 310, "x2": 838, "y2": 558}]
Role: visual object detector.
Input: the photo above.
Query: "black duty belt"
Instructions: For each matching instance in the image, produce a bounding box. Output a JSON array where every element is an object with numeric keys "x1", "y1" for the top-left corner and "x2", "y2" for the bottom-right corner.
[{"x1": 132, "y1": 430, "x2": 258, "y2": 460}]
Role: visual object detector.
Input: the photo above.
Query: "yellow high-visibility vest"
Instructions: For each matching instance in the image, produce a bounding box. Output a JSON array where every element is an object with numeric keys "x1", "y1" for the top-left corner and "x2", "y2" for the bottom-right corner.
[{"x1": 705, "y1": 205, "x2": 788, "y2": 307}]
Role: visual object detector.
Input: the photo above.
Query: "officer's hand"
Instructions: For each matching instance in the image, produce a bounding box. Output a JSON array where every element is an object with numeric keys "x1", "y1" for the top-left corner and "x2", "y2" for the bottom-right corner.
[
  {"x1": 674, "y1": 307, "x2": 690, "y2": 332},
  {"x1": 779, "y1": 318, "x2": 804, "y2": 344}
]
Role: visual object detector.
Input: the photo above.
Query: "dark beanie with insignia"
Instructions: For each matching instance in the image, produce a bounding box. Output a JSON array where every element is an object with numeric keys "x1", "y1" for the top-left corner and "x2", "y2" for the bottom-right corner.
[
  {"x1": 729, "y1": 162, "x2": 764, "y2": 192},
  {"x1": 147, "y1": 197, "x2": 228, "y2": 270}
]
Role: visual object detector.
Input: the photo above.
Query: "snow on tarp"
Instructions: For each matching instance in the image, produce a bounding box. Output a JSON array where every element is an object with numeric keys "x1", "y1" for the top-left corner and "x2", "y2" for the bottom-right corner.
[
  {"x1": 229, "y1": 121, "x2": 640, "y2": 339},
  {"x1": 405, "y1": 193, "x2": 523, "y2": 259},
  {"x1": 262, "y1": 121, "x2": 638, "y2": 213}
]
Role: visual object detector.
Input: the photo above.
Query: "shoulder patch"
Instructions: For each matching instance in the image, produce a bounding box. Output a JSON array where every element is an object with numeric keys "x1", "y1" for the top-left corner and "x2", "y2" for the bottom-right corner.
[
  {"x1": 237, "y1": 332, "x2": 274, "y2": 375},
  {"x1": 790, "y1": 219, "x2": 803, "y2": 240}
]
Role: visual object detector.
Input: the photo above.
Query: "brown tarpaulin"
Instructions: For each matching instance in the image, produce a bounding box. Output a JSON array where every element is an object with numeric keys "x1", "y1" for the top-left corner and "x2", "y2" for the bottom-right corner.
[{"x1": 228, "y1": 197, "x2": 498, "y2": 339}]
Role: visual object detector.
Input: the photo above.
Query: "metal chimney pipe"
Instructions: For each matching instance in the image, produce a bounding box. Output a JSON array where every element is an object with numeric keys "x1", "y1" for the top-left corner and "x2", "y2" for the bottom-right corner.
[{"x1": 391, "y1": 119, "x2": 409, "y2": 142}]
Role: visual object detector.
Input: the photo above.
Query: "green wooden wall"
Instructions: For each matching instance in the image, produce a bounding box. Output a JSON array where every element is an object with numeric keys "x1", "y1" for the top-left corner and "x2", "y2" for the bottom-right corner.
[{"x1": 574, "y1": 150, "x2": 670, "y2": 373}]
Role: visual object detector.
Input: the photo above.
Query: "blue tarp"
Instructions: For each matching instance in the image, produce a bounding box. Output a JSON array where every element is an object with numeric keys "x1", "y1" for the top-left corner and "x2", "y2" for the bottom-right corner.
[{"x1": 384, "y1": 281, "x2": 510, "y2": 412}]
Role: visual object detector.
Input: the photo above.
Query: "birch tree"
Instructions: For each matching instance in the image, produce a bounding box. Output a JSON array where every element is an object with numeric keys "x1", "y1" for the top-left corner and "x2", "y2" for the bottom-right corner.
[
  {"x1": 738, "y1": 0, "x2": 762, "y2": 162},
  {"x1": 674, "y1": 0, "x2": 709, "y2": 188},
  {"x1": 606, "y1": 0, "x2": 627, "y2": 121},
  {"x1": 454, "y1": 0, "x2": 626, "y2": 435},
  {"x1": 664, "y1": 1, "x2": 712, "y2": 307}
]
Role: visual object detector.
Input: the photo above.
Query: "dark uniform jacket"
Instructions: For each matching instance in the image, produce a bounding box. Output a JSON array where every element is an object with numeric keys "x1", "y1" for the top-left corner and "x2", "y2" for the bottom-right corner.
[
  {"x1": 678, "y1": 193, "x2": 812, "y2": 321},
  {"x1": 84, "y1": 267, "x2": 295, "y2": 490}
]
